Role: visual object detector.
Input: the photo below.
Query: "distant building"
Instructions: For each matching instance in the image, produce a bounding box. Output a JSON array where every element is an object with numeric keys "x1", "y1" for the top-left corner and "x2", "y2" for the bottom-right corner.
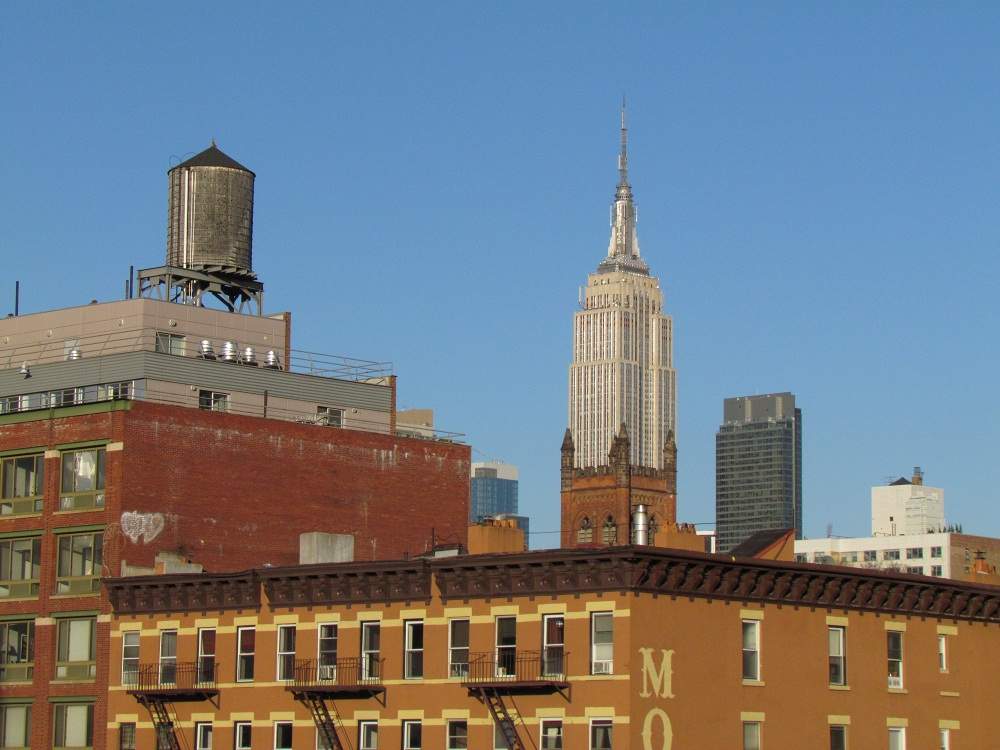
[
  {"x1": 716, "y1": 392, "x2": 803, "y2": 552},
  {"x1": 872, "y1": 466, "x2": 945, "y2": 536},
  {"x1": 494, "y1": 513, "x2": 530, "y2": 543},
  {"x1": 470, "y1": 461, "x2": 519, "y2": 522},
  {"x1": 796, "y1": 469, "x2": 999, "y2": 583}
]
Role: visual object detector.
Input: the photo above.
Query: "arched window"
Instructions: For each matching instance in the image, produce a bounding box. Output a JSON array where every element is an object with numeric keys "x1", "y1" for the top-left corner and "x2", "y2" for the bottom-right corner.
[
  {"x1": 577, "y1": 517, "x2": 593, "y2": 544},
  {"x1": 602, "y1": 515, "x2": 617, "y2": 545}
]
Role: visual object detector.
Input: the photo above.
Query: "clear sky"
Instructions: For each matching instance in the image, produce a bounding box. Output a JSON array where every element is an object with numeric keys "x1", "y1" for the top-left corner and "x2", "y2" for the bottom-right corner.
[{"x1": 2, "y1": 3, "x2": 998, "y2": 546}]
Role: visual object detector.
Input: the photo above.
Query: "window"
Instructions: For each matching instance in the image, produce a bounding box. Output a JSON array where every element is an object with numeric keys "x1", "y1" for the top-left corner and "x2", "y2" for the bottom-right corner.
[
  {"x1": 494, "y1": 723, "x2": 511, "y2": 750},
  {"x1": 931, "y1": 565, "x2": 943, "y2": 577},
  {"x1": 590, "y1": 719, "x2": 613, "y2": 750},
  {"x1": 318, "y1": 623, "x2": 338, "y2": 681},
  {"x1": 55, "y1": 617, "x2": 96, "y2": 680},
  {"x1": 938, "y1": 634, "x2": 947, "y2": 672},
  {"x1": 121, "y1": 631, "x2": 139, "y2": 685},
  {"x1": 357, "y1": 721, "x2": 377, "y2": 750},
  {"x1": 59, "y1": 448, "x2": 106, "y2": 510},
  {"x1": 888, "y1": 727, "x2": 905, "y2": 750},
  {"x1": 931, "y1": 546, "x2": 943, "y2": 558},
  {"x1": 591, "y1": 612, "x2": 613, "y2": 674},
  {"x1": 402, "y1": 721, "x2": 421, "y2": 750},
  {"x1": 234, "y1": 722, "x2": 252, "y2": 750},
  {"x1": 939, "y1": 728, "x2": 950, "y2": 750},
  {"x1": 159, "y1": 630, "x2": 177, "y2": 684},
  {"x1": 906, "y1": 547, "x2": 923, "y2": 560},
  {"x1": 199, "y1": 390, "x2": 230, "y2": 412},
  {"x1": 237, "y1": 627, "x2": 255, "y2": 682},
  {"x1": 197, "y1": 628, "x2": 216, "y2": 683},
  {"x1": 1, "y1": 453, "x2": 44, "y2": 515},
  {"x1": 100, "y1": 381, "x2": 133, "y2": 401},
  {"x1": 540, "y1": 720, "x2": 563, "y2": 750},
  {"x1": 864, "y1": 550, "x2": 877, "y2": 562},
  {"x1": 887, "y1": 631, "x2": 904, "y2": 689},
  {"x1": 829, "y1": 725, "x2": 846, "y2": 750},
  {"x1": 55, "y1": 531, "x2": 103, "y2": 595},
  {"x1": 496, "y1": 616, "x2": 517, "y2": 677},
  {"x1": 742, "y1": 620, "x2": 760, "y2": 681},
  {"x1": 0, "y1": 705, "x2": 31, "y2": 749},
  {"x1": 360, "y1": 622, "x2": 380, "y2": 681},
  {"x1": 195, "y1": 723, "x2": 213, "y2": 750},
  {"x1": 53, "y1": 704, "x2": 93, "y2": 749},
  {"x1": 0, "y1": 537, "x2": 41, "y2": 599},
  {"x1": 542, "y1": 615, "x2": 565, "y2": 677},
  {"x1": 906, "y1": 566, "x2": 923, "y2": 575},
  {"x1": 884, "y1": 549, "x2": 900, "y2": 561},
  {"x1": 274, "y1": 722, "x2": 292, "y2": 750},
  {"x1": 118, "y1": 722, "x2": 135, "y2": 750},
  {"x1": 447, "y1": 721, "x2": 468, "y2": 750},
  {"x1": 0, "y1": 620, "x2": 34, "y2": 683},
  {"x1": 828, "y1": 626, "x2": 846, "y2": 686},
  {"x1": 277, "y1": 625, "x2": 296, "y2": 681},
  {"x1": 404, "y1": 620, "x2": 424, "y2": 679},
  {"x1": 577, "y1": 517, "x2": 593, "y2": 543},
  {"x1": 155, "y1": 332, "x2": 185, "y2": 355},
  {"x1": 449, "y1": 619, "x2": 469, "y2": 677},
  {"x1": 316, "y1": 406, "x2": 344, "y2": 427},
  {"x1": 601, "y1": 516, "x2": 617, "y2": 545},
  {"x1": 742, "y1": 722, "x2": 760, "y2": 750}
]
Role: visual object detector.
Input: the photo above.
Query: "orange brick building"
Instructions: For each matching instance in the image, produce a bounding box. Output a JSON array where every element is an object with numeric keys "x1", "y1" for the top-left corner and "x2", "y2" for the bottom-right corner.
[{"x1": 104, "y1": 546, "x2": 999, "y2": 749}]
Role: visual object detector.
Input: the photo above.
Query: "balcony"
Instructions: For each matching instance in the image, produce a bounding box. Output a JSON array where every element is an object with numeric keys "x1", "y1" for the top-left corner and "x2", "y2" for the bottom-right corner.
[
  {"x1": 462, "y1": 651, "x2": 570, "y2": 692},
  {"x1": 285, "y1": 658, "x2": 386, "y2": 698},
  {"x1": 125, "y1": 662, "x2": 219, "y2": 702}
]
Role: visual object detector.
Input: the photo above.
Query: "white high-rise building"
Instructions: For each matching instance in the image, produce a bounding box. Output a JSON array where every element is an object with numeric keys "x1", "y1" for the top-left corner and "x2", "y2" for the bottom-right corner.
[
  {"x1": 871, "y1": 467, "x2": 945, "y2": 536},
  {"x1": 568, "y1": 107, "x2": 676, "y2": 469}
]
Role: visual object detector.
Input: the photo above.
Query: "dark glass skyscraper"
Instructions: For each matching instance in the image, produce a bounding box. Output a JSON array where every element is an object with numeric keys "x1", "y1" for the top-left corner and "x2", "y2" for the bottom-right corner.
[
  {"x1": 715, "y1": 393, "x2": 802, "y2": 553},
  {"x1": 470, "y1": 462, "x2": 519, "y2": 522}
]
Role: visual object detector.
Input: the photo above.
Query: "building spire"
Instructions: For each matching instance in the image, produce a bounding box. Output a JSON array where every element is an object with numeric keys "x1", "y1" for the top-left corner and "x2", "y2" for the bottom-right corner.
[
  {"x1": 618, "y1": 96, "x2": 629, "y2": 189},
  {"x1": 600, "y1": 98, "x2": 647, "y2": 273}
]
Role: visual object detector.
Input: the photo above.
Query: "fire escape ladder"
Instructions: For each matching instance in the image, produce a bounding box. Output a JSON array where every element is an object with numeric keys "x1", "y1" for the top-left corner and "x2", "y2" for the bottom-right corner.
[
  {"x1": 480, "y1": 688, "x2": 523, "y2": 750},
  {"x1": 141, "y1": 699, "x2": 182, "y2": 750},
  {"x1": 298, "y1": 693, "x2": 343, "y2": 750}
]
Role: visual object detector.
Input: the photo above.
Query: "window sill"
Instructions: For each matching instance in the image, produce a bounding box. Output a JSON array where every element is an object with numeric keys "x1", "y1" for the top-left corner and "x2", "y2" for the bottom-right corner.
[
  {"x1": 887, "y1": 687, "x2": 908, "y2": 694},
  {"x1": 53, "y1": 509, "x2": 105, "y2": 515},
  {"x1": 940, "y1": 691, "x2": 960, "y2": 698},
  {"x1": 50, "y1": 592, "x2": 100, "y2": 599},
  {"x1": 741, "y1": 679, "x2": 765, "y2": 687},
  {"x1": 50, "y1": 678, "x2": 96, "y2": 684},
  {"x1": 0, "y1": 596, "x2": 40, "y2": 603},
  {"x1": 828, "y1": 684, "x2": 851, "y2": 691},
  {"x1": 0, "y1": 513, "x2": 43, "y2": 519}
]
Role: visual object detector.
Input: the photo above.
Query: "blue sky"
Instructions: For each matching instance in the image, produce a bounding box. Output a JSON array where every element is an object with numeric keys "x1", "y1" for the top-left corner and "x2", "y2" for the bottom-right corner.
[{"x1": 3, "y1": 4, "x2": 999, "y2": 545}]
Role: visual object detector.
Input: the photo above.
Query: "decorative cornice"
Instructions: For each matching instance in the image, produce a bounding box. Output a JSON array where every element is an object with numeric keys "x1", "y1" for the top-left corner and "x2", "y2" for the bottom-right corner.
[
  {"x1": 104, "y1": 571, "x2": 260, "y2": 614},
  {"x1": 260, "y1": 560, "x2": 431, "y2": 608}
]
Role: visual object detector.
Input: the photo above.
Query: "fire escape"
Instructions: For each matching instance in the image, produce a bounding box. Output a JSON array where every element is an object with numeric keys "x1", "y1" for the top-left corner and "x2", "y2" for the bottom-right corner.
[
  {"x1": 285, "y1": 657, "x2": 386, "y2": 750},
  {"x1": 462, "y1": 650, "x2": 570, "y2": 750},
  {"x1": 126, "y1": 662, "x2": 219, "y2": 750}
]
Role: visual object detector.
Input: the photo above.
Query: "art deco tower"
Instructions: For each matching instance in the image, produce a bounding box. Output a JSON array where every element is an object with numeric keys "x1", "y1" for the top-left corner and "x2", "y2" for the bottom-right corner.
[{"x1": 568, "y1": 107, "x2": 676, "y2": 469}]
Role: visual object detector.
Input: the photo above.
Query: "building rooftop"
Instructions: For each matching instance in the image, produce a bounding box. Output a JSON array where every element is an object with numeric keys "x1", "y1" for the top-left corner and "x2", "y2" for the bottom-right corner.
[{"x1": 173, "y1": 143, "x2": 253, "y2": 173}]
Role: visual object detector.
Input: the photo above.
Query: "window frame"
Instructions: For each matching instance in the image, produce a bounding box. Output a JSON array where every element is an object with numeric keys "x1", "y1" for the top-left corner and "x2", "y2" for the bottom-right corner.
[
  {"x1": 195, "y1": 722, "x2": 213, "y2": 750},
  {"x1": 52, "y1": 703, "x2": 94, "y2": 750},
  {"x1": 542, "y1": 614, "x2": 565, "y2": 678},
  {"x1": 0, "y1": 453, "x2": 45, "y2": 515},
  {"x1": 741, "y1": 619, "x2": 760, "y2": 682},
  {"x1": 0, "y1": 619, "x2": 35, "y2": 683},
  {"x1": 234, "y1": 722, "x2": 252, "y2": 750},
  {"x1": 446, "y1": 720, "x2": 468, "y2": 750},
  {"x1": 829, "y1": 724, "x2": 846, "y2": 750},
  {"x1": 828, "y1": 625, "x2": 847, "y2": 686},
  {"x1": 276, "y1": 624, "x2": 296, "y2": 682},
  {"x1": 273, "y1": 721, "x2": 293, "y2": 750},
  {"x1": 121, "y1": 630, "x2": 139, "y2": 686},
  {"x1": 237, "y1": 626, "x2": 256, "y2": 683},
  {"x1": 55, "y1": 616, "x2": 97, "y2": 681},
  {"x1": 495, "y1": 616, "x2": 517, "y2": 677},
  {"x1": 55, "y1": 531, "x2": 103, "y2": 595},
  {"x1": 0, "y1": 703, "x2": 31, "y2": 749},
  {"x1": 159, "y1": 629, "x2": 178, "y2": 685},
  {"x1": 316, "y1": 406, "x2": 344, "y2": 428},
  {"x1": 448, "y1": 618, "x2": 470, "y2": 678},
  {"x1": 403, "y1": 620, "x2": 424, "y2": 679},
  {"x1": 357, "y1": 720, "x2": 378, "y2": 750},
  {"x1": 197, "y1": 628, "x2": 216, "y2": 684},
  {"x1": 591, "y1": 611, "x2": 613, "y2": 675},
  {"x1": 938, "y1": 634, "x2": 947, "y2": 672},
  {"x1": 540, "y1": 719, "x2": 563, "y2": 750},
  {"x1": 401, "y1": 720, "x2": 422, "y2": 750},
  {"x1": 360, "y1": 621, "x2": 381, "y2": 681},
  {"x1": 59, "y1": 448, "x2": 106, "y2": 511},
  {"x1": 742, "y1": 721, "x2": 761, "y2": 750},
  {"x1": 318, "y1": 623, "x2": 338, "y2": 681},
  {"x1": 118, "y1": 721, "x2": 136, "y2": 750},
  {"x1": 0, "y1": 536, "x2": 42, "y2": 599},
  {"x1": 589, "y1": 718, "x2": 613, "y2": 750},
  {"x1": 198, "y1": 390, "x2": 230, "y2": 412},
  {"x1": 888, "y1": 726, "x2": 905, "y2": 750},
  {"x1": 887, "y1": 631, "x2": 904, "y2": 689},
  {"x1": 154, "y1": 332, "x2": 186, "y2": 356}
]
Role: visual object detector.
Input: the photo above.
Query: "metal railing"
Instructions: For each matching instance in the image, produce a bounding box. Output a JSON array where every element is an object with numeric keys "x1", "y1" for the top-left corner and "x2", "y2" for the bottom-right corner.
[
  {"x1": 290, "y1": 657, "x2": 385, "y2": 689},
  {"x1": 464, "y1": 651, "x2": 569, "y2": 684},
  {"x1": 123, "y1": 661, "x2": 218, "y2": 692}
]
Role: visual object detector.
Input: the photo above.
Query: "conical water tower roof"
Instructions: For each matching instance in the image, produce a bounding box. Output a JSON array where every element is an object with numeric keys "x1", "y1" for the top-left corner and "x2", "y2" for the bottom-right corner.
[{"x1": 171, "y1": 143, "x2": 253, "y2": 174}]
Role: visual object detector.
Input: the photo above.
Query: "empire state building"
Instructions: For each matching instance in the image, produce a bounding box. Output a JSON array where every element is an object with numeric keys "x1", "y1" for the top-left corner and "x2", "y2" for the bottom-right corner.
[{"x1": 568, "y1": 109, "x2": 676, "y2": 469}]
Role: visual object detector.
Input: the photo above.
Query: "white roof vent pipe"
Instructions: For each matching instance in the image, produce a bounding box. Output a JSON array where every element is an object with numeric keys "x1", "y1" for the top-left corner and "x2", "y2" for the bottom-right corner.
[
  {"x1": 220, "y1": 341, "x2": 237, "y2": 362},
  {"x1": 264, "y1": 350, "x2": 280, "y2": 369},
  {"x1": 632, "y1": 503, "x2": 649, "y2": 546},
  {"x1": 242, "y1": 346, "x2": 256, "y2": 366},
  {"x1": 199, "y1": 340, "x2": 216, "y2": 359}
]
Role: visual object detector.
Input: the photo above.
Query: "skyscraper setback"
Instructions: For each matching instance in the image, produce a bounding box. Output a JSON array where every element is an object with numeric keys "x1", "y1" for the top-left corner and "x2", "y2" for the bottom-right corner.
[
  {"x1": 716, "y1": 392, "x2": 803, "y2": 552},
  {"x1": 568, "y1": 107, "x2": 676, "y2": 469}
]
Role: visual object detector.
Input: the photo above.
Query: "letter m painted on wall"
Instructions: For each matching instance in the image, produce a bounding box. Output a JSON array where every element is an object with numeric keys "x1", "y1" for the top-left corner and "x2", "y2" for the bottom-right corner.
[{"x1": 638, "y1": 648, "x2": 675, "y2": 699}]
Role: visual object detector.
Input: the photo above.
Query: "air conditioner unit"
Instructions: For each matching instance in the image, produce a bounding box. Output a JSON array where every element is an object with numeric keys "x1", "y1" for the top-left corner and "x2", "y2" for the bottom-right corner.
[
  {"x1": 318, "y1": 664, "x2": 337, "y2": 681},
  {"x1": 592, "y1": 660, "x2": 613, "y2": 675}
]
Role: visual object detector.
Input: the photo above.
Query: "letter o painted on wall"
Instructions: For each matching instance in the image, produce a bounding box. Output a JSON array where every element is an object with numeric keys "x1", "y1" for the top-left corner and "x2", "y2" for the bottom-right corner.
[{"x1": 641, "y1": 708, "x2": 673, "y2": 750}]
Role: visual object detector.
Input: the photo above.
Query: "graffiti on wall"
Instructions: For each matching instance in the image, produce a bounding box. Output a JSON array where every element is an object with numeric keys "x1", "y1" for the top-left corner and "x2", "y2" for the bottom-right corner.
[
  {"x1": 120, "y1": 511, "x2": 166, "y2": 544},
  {"x1": 638, "y1": 647, "x2": 675, "y2": 749}
]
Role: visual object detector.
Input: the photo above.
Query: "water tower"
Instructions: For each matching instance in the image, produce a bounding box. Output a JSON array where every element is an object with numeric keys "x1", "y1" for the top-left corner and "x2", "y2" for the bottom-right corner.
[{"x1": 137, "y1": 143, "x2": 264, "y2": 314}]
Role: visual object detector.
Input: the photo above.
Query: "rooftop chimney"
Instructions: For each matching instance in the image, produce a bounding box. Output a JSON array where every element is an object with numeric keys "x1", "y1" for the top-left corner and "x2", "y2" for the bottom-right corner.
[{"x1": 912, "y1": 466, "x2": 924, "y2": 486}]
